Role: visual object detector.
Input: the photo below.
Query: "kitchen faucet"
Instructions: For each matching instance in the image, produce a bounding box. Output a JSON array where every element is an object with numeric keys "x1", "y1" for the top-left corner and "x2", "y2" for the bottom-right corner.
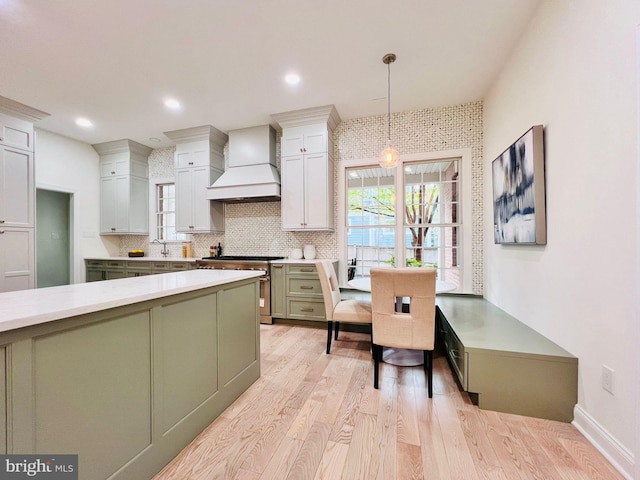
[{"x1": 152, "y1": 239, "x2": 169, "y2": 258}]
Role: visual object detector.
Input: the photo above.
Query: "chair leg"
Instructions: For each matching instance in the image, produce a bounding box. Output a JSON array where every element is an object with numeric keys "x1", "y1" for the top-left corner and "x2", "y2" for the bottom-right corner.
[
  {"x1": 424, "y1": 350, "x2": 433, "y2": 398},
  {"x1": 326, "y1": 321, "x2": 333, "y2": 354},
  {"x1": 369, "y1": 329, "x2": 374, "y2": 358},
  {"x1": 334, "y1": 321, "x2": 340, "y2": 340},
  {"x1": 373, "y1": 344, "x2": 380, "y2": 389}
]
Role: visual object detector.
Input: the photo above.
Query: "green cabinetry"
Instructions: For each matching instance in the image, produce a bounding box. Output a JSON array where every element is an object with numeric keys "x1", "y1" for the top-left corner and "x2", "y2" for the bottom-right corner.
[
  {"x1": 270, "y1": 263, "x2": 286, "y2": 318},
  {"x1": 1, "y1": 277, "x2": 260, "y2": 479},
  {"x1": 86, "y1": 259, "x2": 126, "y2": 281},
  {"x1": 85, "y1": 259, "x2": 195, "y2": 281},
  {"x1": 271, "y1": 261, "x2": 337, "y2": 322},
  {"x1": 436, "y1": 296, "x2": 578, "y2": 422}
]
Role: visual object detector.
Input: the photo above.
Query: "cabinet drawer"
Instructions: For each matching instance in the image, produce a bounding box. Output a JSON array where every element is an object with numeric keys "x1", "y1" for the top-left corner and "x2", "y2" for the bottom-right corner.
[
  {"x1": 286, "y1": 264, "x2": 317, "y2": 275},
  {"x1": 440, "y1": 316, "x2": 466, "y2": 388},
  {"x1": 287, "y1": 277, "x2": 322, "y2": 297},
  {"x1": 86, "y1": 260, "x2": 106, "y2": 268},
  {"x1": 103, "y1": 260, "x2": 125, "y2": 269},
  {"x1": 149, "y1": 262, "x2": 170, "y2": 271},
  {"x1": 287, "y1": 299, "x2": 326, "y2": 321},
  {"x1": 170, "y1": 262, "x2": 191, "y2": 270},
  {"x1": 125, "y1": 261, "x2": 151, "y2": 270}
]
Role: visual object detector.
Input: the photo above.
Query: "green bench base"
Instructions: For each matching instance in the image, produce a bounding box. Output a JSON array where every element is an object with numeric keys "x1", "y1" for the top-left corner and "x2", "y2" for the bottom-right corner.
[{"x1": 436, "y1": 295, "x2": 578, "y2": 422}]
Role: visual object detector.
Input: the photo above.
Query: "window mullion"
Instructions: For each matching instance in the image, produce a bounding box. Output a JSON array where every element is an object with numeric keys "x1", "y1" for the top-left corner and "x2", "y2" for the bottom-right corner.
[{"x1": 395, "y1": 160, "x2": 404, "y2": 267}]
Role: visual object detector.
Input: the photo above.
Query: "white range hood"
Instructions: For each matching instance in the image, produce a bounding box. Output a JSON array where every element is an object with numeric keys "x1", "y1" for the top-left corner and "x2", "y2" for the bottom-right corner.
[{"x1": 207, "y1": 125, "x2": 280, "y2": 203}]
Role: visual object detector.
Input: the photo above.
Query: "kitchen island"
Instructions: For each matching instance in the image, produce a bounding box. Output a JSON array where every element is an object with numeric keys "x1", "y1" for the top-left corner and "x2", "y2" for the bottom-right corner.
[{"x1": 0, "y1": 269, "x2": 263, "y2": 479}]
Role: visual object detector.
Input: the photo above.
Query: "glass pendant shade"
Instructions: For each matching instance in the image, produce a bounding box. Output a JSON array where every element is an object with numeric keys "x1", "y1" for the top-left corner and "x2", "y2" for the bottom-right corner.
[{"x1": 379, "y1": 139, "x2": 399, "y2": 168}]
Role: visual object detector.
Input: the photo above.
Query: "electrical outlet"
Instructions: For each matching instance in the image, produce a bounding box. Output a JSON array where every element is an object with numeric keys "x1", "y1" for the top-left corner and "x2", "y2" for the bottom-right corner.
[{"x1": 602, "y1": 365, "x2": 615, "y2": 394}]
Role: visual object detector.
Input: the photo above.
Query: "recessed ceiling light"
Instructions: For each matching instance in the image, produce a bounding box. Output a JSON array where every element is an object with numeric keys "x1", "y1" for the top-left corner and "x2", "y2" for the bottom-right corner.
[
  {"x1": 284, "y1": 73, "x2": 301, "y2": 85},
  {"x1": 149, "y1": 137, "x2": 161, "y2": 143},
  {"x1": 164, "y1": 98, "x2": 182, "y2": 111},
  {"x1": 75, "y1": 117, "x2": 93, "y2": 128}
]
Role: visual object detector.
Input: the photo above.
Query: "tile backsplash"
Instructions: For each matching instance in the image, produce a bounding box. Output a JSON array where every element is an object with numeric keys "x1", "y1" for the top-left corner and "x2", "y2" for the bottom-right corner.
[{"x1": 119, "y1": 101, "x2": 483, "y2": 293}]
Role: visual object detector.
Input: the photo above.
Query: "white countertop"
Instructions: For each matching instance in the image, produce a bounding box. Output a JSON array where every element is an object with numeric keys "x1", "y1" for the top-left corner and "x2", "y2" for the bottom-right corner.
[
  {"x1": 86, "y1": 256, "x2": 197, "y2": 262},
  {"x1": 0, "y1": 270, "x2": 263, "y2": 334},
  {"x1": 271, "y1": 258, "x2": 336, "y2": 264}
]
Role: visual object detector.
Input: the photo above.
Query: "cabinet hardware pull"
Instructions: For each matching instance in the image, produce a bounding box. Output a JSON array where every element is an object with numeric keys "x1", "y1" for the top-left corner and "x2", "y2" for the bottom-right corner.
[
  {"x1": 301, "y1": 308, "x2": 314, "y2": 312},
  {"x1": 300, "y1": 268, "x2": 313, "y2": 272},
  {"x1": 0, "y1": 219, "x2": 4, "y2": 223},
  {"x1": 111, "y1": 171, "x2": 116, "y2": 174},
  {"x1": 111, "y1": 227, "x2": 116, "y2": 232},
  {"x1": 189, "y1": 225, "x2": 194, "y2": 229},
  {"x1": 300, "y1": 285, "x2": 314, "y2": 290},
  {"x1": 0, "y1": 231, "x2": 4, "y2": 234},
  {"x1": 0, "y1": 137, "x2": 3, "y2": 141}
]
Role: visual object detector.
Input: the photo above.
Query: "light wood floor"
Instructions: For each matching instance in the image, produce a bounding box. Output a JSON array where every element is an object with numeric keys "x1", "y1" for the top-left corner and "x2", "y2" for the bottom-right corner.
[{"x1": 154, "y1": 324, "x2": 623, "y2": 480}]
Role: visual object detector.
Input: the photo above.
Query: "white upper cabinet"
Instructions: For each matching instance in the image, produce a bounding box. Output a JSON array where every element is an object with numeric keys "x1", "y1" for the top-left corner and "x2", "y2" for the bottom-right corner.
[
  {"x1": 0, "y1": 95, "x2": 49, "y2": 293},
  {"x1": 280, "y1": 130, "x2": 327, "y2": 157},
  {"x1": 0, "y1": 112, "x2": 34, "y2": 152},
  {"x1": 93, "y1": 139, "x2": 152, "y2": 235},
  {"x1": 164, "y1": 125, "x2": 227, "y2": 233},
  {"x1": 0, "y1": 146, "x2": 33, "y2": 228},
  {"x1": 272, "y1": 105, "x2": 340, "y2": 231}
]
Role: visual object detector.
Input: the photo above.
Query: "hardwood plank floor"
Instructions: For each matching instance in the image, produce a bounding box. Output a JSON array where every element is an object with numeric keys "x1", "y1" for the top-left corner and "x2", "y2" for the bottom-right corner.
[{"x1": 154, "y1": 324, "x2": 624, "y2": 480}]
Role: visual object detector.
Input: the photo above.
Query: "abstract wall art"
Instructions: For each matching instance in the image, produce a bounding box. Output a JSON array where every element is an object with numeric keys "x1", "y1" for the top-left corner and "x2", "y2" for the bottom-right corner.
[{"x1": 492, "y1": 125, "x2": 546, "y2": 245}]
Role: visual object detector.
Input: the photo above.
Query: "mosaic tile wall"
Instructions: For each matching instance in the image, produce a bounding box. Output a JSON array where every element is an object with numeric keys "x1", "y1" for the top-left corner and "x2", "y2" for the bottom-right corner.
[
  {"x1": 120, "y1": 101, "x2": 483, "y2": 293},
  {"x1": 119, "y1": 144, "x2": 338, "y2": 259},
  {"x1": 334, "y1": 101, "x2": 484, "y2": 294}
]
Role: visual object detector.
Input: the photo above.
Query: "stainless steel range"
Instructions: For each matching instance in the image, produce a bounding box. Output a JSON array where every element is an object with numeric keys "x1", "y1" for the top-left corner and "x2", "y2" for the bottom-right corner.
[{"x1": 195, "y1": 256, "x2": 284, "y2": 324}]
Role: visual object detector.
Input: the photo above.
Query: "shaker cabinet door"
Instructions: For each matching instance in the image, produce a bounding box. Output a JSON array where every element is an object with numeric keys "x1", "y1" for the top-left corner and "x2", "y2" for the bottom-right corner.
[
  {"x1": 0, "y1": 146, "x2": 34, "y2": 228},
  {"x1": 281, "y1": 155, "x2": 305, "y2": 229},
  {"x1": 303, "y1": 153, "x2": 332, "y2": 230},
  {"x1": 0, "y1": 113, "x2": 34, "y2": 152},
  {"x1": 100, "y1": 177, "x2": 117, "y2": 234},
  {"x1": 0, "y1": 227, "x2": 35, "y2": 292}
]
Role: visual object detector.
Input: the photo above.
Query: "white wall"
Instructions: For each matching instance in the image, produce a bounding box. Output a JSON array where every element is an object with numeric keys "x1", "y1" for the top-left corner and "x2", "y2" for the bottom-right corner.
[
  {"x1": 484, "y1": 0, "x2": 640, "y2": 475},
  {"x1": 35, "y1": 129, "x2": 118, "y2": 283}
]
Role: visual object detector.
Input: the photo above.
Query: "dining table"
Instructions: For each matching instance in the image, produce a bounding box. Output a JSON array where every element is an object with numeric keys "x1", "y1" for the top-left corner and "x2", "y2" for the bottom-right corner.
[
  {"x1": 347, "y1": 277, "x2": 456, "y2": 294},
  {"x1": 347, "y1": 276, "x2": 456, "y2": 366}
]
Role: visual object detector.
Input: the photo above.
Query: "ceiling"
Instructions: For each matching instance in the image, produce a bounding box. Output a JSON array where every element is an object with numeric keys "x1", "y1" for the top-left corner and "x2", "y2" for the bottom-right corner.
[{"x1": 0, "y1": 0, "x2": 540, "y2": 149}]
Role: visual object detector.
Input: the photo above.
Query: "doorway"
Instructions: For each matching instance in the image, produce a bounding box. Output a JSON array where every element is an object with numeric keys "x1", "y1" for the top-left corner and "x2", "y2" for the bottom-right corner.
[{"x1": 36, "y1": 189, "x2": 72, "y2": 287}]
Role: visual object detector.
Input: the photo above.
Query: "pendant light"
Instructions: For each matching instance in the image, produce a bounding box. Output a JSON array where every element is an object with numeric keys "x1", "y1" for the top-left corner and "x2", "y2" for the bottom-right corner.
[{"x1": 379, "y1": 53, "x2": 399, "y2": 168}]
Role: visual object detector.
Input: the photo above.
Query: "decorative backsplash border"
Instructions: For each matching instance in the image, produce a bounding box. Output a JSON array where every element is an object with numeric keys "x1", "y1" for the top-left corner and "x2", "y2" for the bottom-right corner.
[{"x1": 120, "y1": 101, "x2": 483, "y2": 293}]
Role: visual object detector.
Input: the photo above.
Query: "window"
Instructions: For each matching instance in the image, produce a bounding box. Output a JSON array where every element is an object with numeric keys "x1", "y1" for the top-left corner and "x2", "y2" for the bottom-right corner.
[
  {"x1": 155, "y1": 184, "x2": 186, "y2": 242},
  {"x1": 339, "y1": 149, "x2": 471, "y2": 292},
  {"x1": 347, "y1": 166, "x2": 396, "y2": 278},
  {"x1": 404, "y1": 159, "x2": 460, "y2": 287}
]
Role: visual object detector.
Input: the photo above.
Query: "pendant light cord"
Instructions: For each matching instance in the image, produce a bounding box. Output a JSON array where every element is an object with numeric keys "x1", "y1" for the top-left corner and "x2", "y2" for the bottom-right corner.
[{"x1": 387, "y1": 61, "x2": 391, "y2": 141}]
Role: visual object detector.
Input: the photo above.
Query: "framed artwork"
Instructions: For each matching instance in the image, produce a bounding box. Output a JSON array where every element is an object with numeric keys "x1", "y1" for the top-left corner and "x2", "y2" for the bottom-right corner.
[{"x1": 492, "y1": 125, "x2": 546, "y2": 245}]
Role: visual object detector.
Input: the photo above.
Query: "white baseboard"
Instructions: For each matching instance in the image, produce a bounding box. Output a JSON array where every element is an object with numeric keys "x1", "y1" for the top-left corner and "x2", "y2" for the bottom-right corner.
[{"x1": 572, "y1": 405, "x2": 634, "y2": 480}]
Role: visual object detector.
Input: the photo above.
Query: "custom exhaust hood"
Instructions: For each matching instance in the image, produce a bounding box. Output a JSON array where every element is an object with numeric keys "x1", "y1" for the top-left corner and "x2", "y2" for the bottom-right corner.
[{"x1": 206, "y1": 125, "x2": 280, "y2": 203}]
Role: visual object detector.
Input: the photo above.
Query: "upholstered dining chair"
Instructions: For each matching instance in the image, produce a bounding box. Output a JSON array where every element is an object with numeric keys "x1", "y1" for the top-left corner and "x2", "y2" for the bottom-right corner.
[
  {"x1": 370, "y1": 267, "x2": 437, "y2": 397},
  {"x1": 316, "y1": 260, "x2": 372, "y2": 354}
]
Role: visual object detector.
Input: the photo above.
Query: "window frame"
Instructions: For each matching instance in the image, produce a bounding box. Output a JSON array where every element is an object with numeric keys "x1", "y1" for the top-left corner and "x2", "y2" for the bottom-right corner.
[
  {"x1": 148, "y1": 177, "x2": 187, "y2": 243},
  {"x1": 337, "y1": 148, "x2": 473, "y2": 293}
]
